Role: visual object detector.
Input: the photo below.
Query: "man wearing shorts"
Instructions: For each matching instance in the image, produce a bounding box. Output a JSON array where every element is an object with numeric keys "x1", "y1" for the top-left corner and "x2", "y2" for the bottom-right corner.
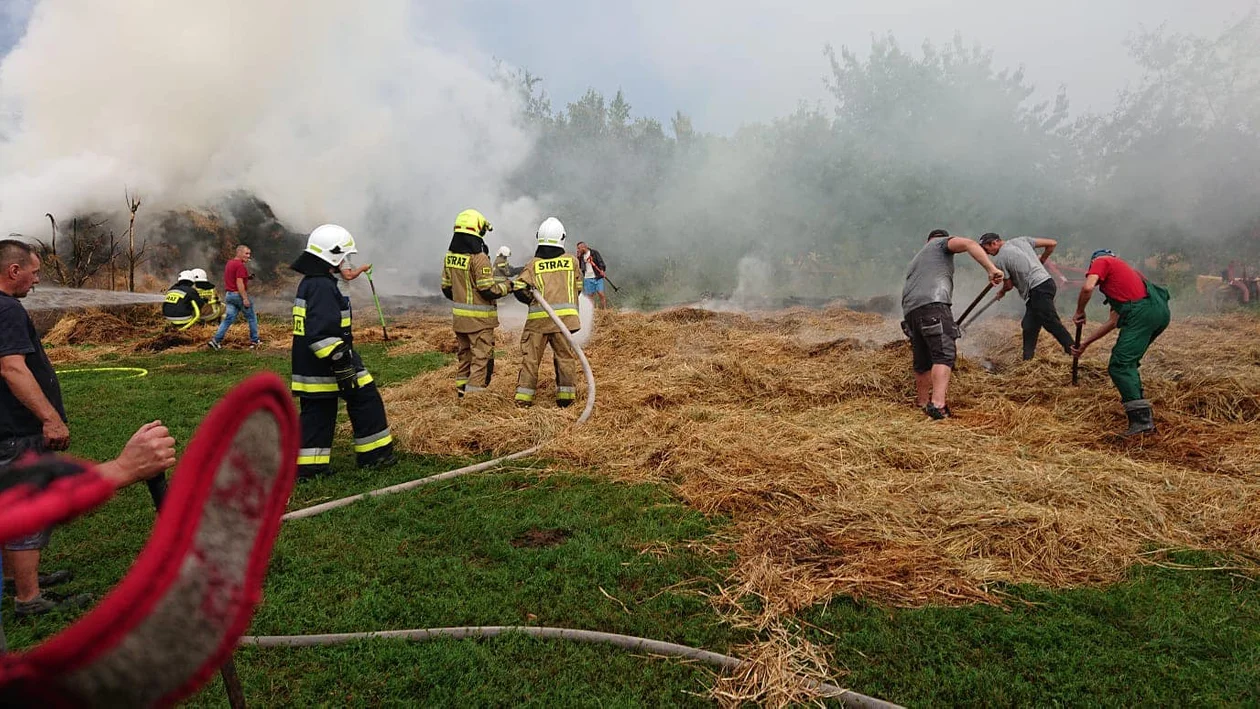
[
  {"x1": 900, "y1": 229, "x2": 1005, "y2": 419},
  {"x1": 576, "y1": 241, "x2": 608, "y2": 309}
]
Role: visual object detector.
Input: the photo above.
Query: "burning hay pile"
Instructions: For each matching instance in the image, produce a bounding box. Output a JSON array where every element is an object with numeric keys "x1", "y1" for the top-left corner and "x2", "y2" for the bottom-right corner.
[{"x1": 386, "y1": 306, "x2": 1260, "y2": 616}]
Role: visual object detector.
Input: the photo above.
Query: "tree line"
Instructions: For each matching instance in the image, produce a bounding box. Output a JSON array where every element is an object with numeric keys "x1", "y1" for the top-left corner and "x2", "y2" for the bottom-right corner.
[{"x1": 501, "y1": 13, "x2": 1260, "y2": 304}]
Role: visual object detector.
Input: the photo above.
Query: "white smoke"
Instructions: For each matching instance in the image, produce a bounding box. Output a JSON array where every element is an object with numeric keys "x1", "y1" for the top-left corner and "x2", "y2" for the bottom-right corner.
[{"x1": 0, "y1": 0, "x2": 539, "y2": 293}]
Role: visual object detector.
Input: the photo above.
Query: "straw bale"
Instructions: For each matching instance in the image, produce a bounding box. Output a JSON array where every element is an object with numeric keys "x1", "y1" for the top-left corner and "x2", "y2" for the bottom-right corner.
[{"x1": 44, "y1": 310, "x2": 139, "y2": 346}]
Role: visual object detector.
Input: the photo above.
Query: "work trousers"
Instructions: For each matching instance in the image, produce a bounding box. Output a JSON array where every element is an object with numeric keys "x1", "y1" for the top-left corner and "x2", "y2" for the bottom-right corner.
[
  {"x1": 212, "y1": 292, "x2": 259, "y2": 344},
  {"x1": 296, "y1": 383, "x2": 393, "y2": 478},
  {"x1": 515, "y1": 330, "x2": 578, "y2": 404},
  {"x1": 455, "y1": 328, "x2": 495, "y2": 392},
  {"x1": 1022, "y1": 280, "x2": 1075, "y2": 360},
  {"x1": 1108, "y1": 285, "x2": 1171, "y2": 403}
]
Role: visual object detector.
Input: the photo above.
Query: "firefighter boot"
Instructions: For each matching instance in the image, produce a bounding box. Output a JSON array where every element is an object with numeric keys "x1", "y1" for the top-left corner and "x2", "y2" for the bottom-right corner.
[{"x1": 1121, "y1": 399, "x2": 1155, "y2": 437}]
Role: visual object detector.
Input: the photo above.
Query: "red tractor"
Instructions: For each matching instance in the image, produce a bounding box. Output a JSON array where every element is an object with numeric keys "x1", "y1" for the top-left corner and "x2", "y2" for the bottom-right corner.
[{"x1": 1201, "y1": 262, "x2": 1260, "y2": 310}]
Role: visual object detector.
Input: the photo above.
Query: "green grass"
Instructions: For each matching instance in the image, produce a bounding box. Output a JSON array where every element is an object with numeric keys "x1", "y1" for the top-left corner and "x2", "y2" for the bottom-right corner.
[
  {"x1": 5, "y1": 341, "x2": 1258, "y2": 706},
  {"x1": 804, "y1": 555, "x2": 1260, "y2": 706}
]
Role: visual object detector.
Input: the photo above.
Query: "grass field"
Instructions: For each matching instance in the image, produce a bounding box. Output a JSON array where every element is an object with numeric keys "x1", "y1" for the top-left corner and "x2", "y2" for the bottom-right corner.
[{"x1": 3, "y1": 337, "x2": 1258, "y2": 706}]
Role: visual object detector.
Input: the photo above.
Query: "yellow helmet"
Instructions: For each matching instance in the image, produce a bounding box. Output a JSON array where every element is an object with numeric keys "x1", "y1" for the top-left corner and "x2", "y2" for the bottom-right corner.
[{"x1": 453, "y1": 209, "x2": 492, "y2": 238}]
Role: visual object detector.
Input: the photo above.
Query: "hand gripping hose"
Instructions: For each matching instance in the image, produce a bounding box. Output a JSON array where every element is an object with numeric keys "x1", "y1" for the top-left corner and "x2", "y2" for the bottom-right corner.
[{"x1": 282, "y1": 289, "x2": 594, "y2": 521}]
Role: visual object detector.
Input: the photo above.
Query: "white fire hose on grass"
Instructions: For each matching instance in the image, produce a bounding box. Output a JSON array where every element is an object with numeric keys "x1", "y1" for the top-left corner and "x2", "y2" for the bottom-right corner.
[{"x1": 263, "y1": 290, "x2": 899, "y2": 708}]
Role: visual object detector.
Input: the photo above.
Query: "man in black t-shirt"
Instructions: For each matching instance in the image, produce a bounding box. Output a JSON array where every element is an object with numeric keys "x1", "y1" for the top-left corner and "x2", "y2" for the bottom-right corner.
[{"x1": 0, "y1": 240, "x2": 89, "y2": 618}]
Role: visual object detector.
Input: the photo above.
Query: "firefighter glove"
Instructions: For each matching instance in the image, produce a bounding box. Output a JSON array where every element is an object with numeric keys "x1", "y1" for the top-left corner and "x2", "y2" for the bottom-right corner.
[{"x1": 330, "y1": 347, "x2": 360, "y2": 392}]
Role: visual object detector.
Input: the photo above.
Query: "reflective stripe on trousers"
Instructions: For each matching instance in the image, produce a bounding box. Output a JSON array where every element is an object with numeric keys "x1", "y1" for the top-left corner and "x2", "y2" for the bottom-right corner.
[
  {"x1": 353, "y1": 427, "x2": 393, "y2": 454},
  {"x1": 297, "y1": 447, "x2": 331, "y2": 466}
]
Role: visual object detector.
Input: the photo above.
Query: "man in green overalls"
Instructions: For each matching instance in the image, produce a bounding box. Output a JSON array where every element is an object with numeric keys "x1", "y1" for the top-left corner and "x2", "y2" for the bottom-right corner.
[{"x1": 1071, "y1": 249, "x2": 1171, "y2": 436}]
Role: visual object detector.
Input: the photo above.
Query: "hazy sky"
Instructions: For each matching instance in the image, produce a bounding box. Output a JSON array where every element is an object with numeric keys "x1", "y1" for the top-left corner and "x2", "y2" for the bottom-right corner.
[
  {"x1": 420, "y1": 0, "x2": 1254, "y2": 132},
  {"x1": 1, "y1": 0, "x2": 1253, "y2": 134}
]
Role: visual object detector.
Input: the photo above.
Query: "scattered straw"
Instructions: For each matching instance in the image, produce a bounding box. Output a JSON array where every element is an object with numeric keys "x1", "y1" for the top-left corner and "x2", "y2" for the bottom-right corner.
[
  {"x1": 44, "y1": 310, "x2": 141, "y2": 346},
  {"x1": 387, "y1": 307, "x2": 1260, "y2": 616},
  {"x1": 32, "y1": 300, "x2": 1260, "y2": 701},
  {"x1": 710, "y1": 623, "x2": 840, "y2": 707}
]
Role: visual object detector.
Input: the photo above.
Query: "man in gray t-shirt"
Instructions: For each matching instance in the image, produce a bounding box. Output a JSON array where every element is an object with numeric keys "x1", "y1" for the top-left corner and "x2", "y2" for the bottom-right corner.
[
  {"x1": 900, "y1": 229, "x2": 1004, "y2": 420},
  {"x1": 979, "y1": 233, "x2": 1074, "y2": 360}
]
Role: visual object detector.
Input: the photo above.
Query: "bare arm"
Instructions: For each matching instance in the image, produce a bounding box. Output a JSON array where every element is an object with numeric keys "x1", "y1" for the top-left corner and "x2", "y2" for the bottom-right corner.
[
  {"x1": 95, "y1": 421, "x2": 177, "y2": 488},
  {"x1": 340, "y1": 264, "x2": 371, "y2": 281},
  {"x1": 1075, "y1": 309, "x2": 1120, "y2": 355},
  {"x1": 1032, "y1": 237, "x2": 1057, "y2": 263},
  {"x1": 1073, "y1": 273, "x2": 1100, "y2": 322},
  {"x1": 947, "y1": 237, "x2": 1005, "y2": 286},
  {"x1": 997, "y1": 277, "x2": 1014, "y2": 299},
  {"x1": 1, "y1": 354, "x2": 69, "y2": 449}
]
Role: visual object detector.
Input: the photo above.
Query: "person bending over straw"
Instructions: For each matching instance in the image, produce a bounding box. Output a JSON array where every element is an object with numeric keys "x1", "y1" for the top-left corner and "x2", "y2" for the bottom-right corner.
[
  {"x1": 1071, "y1": 249, "x2": 1171, "y2": 437},
  {"x1": 900, "y1": 229, "x2": 1005, "y2": 420}
]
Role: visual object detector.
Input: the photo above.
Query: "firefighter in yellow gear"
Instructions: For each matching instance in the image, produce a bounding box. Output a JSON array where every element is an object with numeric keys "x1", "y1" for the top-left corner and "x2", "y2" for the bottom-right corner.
[
  {"x1": 493, "y1": 245, "x2": 515, "y2": 278},
  {"x1": 440, "y1": 209, "x2": 520, "y2": 396},
  {"x1": 162, "y1": 270, "x2": 204, "y2": 330},
  {"x1": 189, "y1": 268, "x2": 223, "y2": 323},
  {"x1": 513, "y1": 217, "x2": 583, "y2": 407}
]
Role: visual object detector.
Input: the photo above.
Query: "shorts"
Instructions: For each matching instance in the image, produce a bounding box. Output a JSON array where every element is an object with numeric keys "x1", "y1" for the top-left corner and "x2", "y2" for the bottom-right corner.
[
  {"x1": 902, "y1": 302, "x2": 959, "y2": 374},
  {"x1": 0, "y1": 434, "x2": 54, "y2": 551},
  {"x1": 583, "y1": 278, "x2": 605, "y2": 295}
]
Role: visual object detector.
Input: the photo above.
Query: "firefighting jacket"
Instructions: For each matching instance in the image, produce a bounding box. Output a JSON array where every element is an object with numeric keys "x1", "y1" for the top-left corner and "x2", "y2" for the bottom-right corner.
[
  {"x1": 441, "y1": 250, "x2": 513, "y2": 333},
  {"x1": 193, "y1": 281, "x2": 222, "y2": 320},
  {"x1": 290, "y1": 272, "x2": 371, "y2": 399},
  {"x1": 161, "y1": 281, "x2": 204, "y2": 329},
  {"x1": 516, "y1": 247, "x2": 582, "y2": 334}
]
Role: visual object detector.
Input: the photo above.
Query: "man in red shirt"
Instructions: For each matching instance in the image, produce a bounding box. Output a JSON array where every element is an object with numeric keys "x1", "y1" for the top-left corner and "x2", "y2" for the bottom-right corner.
[
  {"x1": 208, "y1": 245, "x2": 260, "y2": 349},
  {"x1": 1071, "y1": 249, "x2": 1171, "y2": 435}
]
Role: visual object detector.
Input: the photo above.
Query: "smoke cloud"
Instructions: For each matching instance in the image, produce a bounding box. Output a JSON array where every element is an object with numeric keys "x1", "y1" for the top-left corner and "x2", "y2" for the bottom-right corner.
[
  {"x1": 0, "y1": 0, "x2": 539, "y2": 293},
  {"x1": 2, "y1": 0, "x2": 1257, "y2": 308}
]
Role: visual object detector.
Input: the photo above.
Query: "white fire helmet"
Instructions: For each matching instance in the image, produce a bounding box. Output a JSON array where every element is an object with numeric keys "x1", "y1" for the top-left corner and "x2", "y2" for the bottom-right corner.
[
  {"x1": 177, "y1": 270, "x2": 194, "y2": 282},
  {"x1": 305, "y1": 224, "x2": 357, "y2": 268},
  {"x1": 496, "y1": 245, "x2": 512, "y2": 258},
  {"x1": 536, "y1": 217, "x2": 566, "y2": 247},
  {"x1": 190, "y1": 268, "x2": 208, "y2": 282}
]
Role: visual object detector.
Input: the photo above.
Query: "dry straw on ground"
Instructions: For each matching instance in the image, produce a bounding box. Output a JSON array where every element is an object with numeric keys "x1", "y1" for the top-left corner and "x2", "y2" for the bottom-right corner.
[
  {"x1": 386, "y1": 306, "x2": 1260, "y2": 618},
  {"x1": 44, "y1": 304, "x2": 1260, "y2": 614},
  {"x1": 37, "y1": 302, "x2": 1260, "y2": 703},
  {"x1": 43, "y1": 308, "x2": 419, "y2": 364}
]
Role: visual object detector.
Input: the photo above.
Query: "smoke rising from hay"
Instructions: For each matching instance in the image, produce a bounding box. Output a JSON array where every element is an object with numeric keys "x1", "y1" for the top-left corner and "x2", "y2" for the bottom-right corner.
[
  {"x1": 0, "y1": 0, "x2": 538, "y2": 294},
  {"x1": 2, "y1": 2, "x2": 1258, "y2": 306}
]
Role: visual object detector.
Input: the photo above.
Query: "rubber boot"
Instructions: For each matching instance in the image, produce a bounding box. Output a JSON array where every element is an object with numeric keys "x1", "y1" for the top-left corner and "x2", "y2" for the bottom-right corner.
[{"x1": 1121, "y1": 399, "x2": 1155, "y2": 437}]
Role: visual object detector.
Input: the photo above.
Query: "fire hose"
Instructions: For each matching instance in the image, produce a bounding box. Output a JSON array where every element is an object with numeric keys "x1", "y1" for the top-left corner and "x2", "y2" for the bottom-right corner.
[
  {"x1": 240, "y1": 626, "x2": 899, "y2": 709},
  {"x1": 270, "y1": 290, "x2": 897, "y2": 707}
]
